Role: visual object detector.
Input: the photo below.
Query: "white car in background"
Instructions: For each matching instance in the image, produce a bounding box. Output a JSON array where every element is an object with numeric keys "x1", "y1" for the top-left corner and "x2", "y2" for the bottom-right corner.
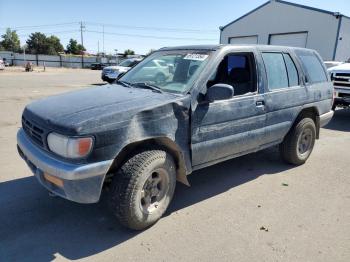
[
  {"x1": 328, "y1": 62, "x2": 350, "y2": 109},
  {"x1": 132, "y1": 59, "x2": 172, "y2": 84},
  {"x1": 324, "y1": 61, "x2": 344, "y2": 69},
  {"x1": 102, "y1": 58, "x2": 142, "y2": 83}
]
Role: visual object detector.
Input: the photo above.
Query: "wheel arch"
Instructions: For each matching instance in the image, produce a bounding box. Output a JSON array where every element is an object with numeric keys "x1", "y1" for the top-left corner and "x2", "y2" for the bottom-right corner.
[
  {"x1": 292, "y1": 106, "x2": 320, "y2": 139},
  {"x1": 107, "y1": 137, "x2": 190, "y2": 186}
]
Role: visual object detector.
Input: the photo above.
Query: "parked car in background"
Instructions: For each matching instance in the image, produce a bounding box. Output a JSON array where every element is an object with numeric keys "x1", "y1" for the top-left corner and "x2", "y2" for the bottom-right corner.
[
  {"x1": 0, "y1": 58, "x2": 5, "y2": 70},
  {"x1": 102, "y1": 58, "x2": 142, "y2": 83},
  {"x1": 324, "y1": 61, "x2": 344, "y2": 69},
  {"x1": 131, "y1": 59, "x2": 172, "y2": 84},
  {"x1": 2, "y1": 58, "x2": 10, "y2": 67},
  {"x1": 328, "y1": 63, "x2": 350, "y2": 109},
  {"x1": 90, "y1": 63, "x2": 107, "y2": 70},
  {"x1": 17, "y1": 45, "x2": 333, "y2": 230}
]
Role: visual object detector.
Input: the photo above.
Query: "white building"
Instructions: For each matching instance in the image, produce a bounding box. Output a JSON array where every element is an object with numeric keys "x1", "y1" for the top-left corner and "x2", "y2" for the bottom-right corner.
[{"x1": 220, "y1": 0, "x2": 350, "y2": 61}]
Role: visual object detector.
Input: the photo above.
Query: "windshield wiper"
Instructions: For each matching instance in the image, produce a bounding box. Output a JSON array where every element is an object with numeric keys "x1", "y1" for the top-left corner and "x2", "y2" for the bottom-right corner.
[
  {"x1": 115, "y1": 80, "x2": 133, "y2": 88},
  {"x1": 131, "y1": 82, "x2": 163, "y2": 93}
]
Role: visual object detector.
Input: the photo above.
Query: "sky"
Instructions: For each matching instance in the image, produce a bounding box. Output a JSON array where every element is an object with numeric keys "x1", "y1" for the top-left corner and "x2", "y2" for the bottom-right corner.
[{"x1": 0, "y1": 0, "x2": 350, "y2": 55}]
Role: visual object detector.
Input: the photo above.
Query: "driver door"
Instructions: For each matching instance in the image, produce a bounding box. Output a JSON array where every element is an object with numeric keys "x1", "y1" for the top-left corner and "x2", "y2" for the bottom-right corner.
[{"x1": 191, "y1": 52, "x2": 267, "y2": 168}]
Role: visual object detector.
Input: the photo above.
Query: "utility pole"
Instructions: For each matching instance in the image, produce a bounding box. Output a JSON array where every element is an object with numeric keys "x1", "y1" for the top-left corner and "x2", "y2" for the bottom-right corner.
[
  {"x1": 102, "y1": 25, "x2": 105, "y2": 56},
  {"x1": 98, "y1": 40, "x2": 100, "y2": 55},
  {"x1": 80, "y1": 21, "x2": 85, "y2": 68}
]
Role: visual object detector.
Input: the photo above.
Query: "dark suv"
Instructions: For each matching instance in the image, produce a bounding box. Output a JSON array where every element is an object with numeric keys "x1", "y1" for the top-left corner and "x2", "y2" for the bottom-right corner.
[{"x1": 17, "y1": 45, "x2": 334, "y2": 230}]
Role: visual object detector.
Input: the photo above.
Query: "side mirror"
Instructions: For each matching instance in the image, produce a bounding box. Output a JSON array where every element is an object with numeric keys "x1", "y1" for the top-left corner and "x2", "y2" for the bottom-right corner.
[{"x1": 206, "y1": 84, "x2": 234, "y2": 102}]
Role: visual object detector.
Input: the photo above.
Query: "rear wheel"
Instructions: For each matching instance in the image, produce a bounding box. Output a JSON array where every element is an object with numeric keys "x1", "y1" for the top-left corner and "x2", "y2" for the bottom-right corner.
[
  {"x1": 109, "y1": 149, "x2": 176, "y2": 230},
  {"x1": 279, "y1": 118, "x2": 316, "y2": 165}
]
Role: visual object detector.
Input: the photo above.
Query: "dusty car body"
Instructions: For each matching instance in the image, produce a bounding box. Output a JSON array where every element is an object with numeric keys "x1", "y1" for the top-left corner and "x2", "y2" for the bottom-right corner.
[
  {"x1": 17, "y1": 45, "x2": 334, "y2": 230},
  {"x1": 328, "y1": 63, "x2": 350, "y2": 109}
]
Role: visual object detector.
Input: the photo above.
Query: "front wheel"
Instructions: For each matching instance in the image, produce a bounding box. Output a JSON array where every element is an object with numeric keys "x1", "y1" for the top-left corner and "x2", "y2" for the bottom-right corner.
[
  {"x1": 279, "y1": 118, "x2": 316, "y2": 165},
  {"x1": 109, "y1": 149, "x2": 176, "y2": 230}
]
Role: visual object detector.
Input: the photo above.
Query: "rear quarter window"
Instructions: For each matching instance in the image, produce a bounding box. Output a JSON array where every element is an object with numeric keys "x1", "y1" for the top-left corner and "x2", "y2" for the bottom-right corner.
[
  {"x1": 296, "y1": 52, "x2": 327, "y2": 83},
  {"x1": 262, "y1": 52, "x2": 289, "y2": 90}
]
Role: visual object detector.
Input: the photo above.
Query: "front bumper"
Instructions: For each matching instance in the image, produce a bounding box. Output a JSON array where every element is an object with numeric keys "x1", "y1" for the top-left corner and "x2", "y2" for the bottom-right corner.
[
  {"x1": 17, "y1": 128, "x2": 113, "y2": 203},
  {"x1": 318, "y1": 110, "x2": 334, "y2": 127}
]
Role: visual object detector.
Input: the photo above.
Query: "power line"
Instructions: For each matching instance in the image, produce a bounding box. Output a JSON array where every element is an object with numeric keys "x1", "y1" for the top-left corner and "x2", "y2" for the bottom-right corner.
[
  {"x1": 1, "y1": 21, "x2": 218, "y2": 34},
  {"x1": 0, "y1": 22, "x2": 79, "y2": 31},
  {"x1": 85, "y1": 30, "x2": 217, "y2": 41},
  {"x1": 85, "y1": 21, "x2": 218, "y2": 34},
  {"x1": 17, "y1": 30, "x2": 80, "y2": 38}
]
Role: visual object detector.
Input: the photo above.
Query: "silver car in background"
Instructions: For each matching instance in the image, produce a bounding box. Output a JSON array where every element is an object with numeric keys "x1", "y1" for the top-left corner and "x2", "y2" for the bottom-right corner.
[{"x1": 102, "y1": 58, "x2": 142, "y2": 83}]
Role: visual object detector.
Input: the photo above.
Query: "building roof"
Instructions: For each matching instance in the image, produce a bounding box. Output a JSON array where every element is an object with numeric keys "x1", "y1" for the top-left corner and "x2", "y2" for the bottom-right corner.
[{"x1": 220, "y1": 0, "x2": 350, "y2": 31}]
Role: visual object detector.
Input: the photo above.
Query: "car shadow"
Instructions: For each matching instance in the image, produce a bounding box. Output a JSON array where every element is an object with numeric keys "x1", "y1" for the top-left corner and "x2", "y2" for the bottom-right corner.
[
  {"x1": 323, "y1": 108, "x2": 350, "y2": 132},
  {"x1": 0, "y1": 147, "x2": 292, "y2": 261}
]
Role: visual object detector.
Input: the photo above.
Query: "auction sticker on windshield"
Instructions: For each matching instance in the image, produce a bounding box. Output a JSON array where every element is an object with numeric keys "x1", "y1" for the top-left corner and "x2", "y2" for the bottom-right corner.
[{"x1": 184, "y1": 54, "x2": 209, "y2": 61}]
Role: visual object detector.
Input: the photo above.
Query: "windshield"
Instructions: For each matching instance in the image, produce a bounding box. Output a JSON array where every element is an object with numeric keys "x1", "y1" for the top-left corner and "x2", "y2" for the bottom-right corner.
[
  {"x1": 119, "y1": 59, "x2": 137, "y2": 67},
  {"x1": 119, "y1": 51, "x2": 211, "y2": 93}
]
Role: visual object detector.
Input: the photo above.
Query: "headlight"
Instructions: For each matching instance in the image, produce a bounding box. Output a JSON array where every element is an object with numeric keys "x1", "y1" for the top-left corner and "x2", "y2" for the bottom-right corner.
[{"x1": 47, "y1": 133, "x2": 93, "y2": 158}]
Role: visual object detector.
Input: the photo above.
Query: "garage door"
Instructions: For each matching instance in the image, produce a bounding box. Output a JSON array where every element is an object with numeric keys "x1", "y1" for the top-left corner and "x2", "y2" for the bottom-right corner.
[
  {"x1": 229, "y1": 35, "x2": 258, "y2": 45},
  {"x1": 269, "y1": 32, "x2": 308, "y2": 48}
]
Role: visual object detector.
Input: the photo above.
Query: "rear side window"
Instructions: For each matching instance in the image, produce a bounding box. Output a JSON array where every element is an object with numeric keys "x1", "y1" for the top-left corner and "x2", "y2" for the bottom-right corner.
[
  {"x1": 283, "y1": 54, "x2": 299, "y2": 87},
  {"x1": 262, "y1": 53, "x2": 289, "y2": 90},
  {"x1": 297, "y1": 53, "x2": 327, "y2": 83}
]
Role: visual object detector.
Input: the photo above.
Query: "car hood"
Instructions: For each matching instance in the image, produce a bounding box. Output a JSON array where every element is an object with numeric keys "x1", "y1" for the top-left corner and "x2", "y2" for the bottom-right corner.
[
  {"x1": 328, "y1": 63, "x2": 350, "y2": 73},
  {"x1": 23, "y1": 84, "x2": 183, "y2": 135}
]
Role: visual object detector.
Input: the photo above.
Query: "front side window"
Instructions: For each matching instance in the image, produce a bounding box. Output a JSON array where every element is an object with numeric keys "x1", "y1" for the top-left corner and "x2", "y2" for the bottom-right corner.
[
  {"x1": 120, "y1": 51, "x2": 211, "y2": 93},
  {"x1": 297, "y1": 53, "x2": 327, "y2": 83},
  {"x1": 207, "y1": 53, "x2": 257, "y2": 96},
  {"x1": 262, "y1": 53, "x2": 289, "y2": 90}
]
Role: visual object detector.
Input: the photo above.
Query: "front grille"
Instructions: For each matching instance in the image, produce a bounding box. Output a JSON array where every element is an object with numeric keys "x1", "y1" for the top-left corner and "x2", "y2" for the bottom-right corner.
[
  {"x1": 333, "y1": 72, "x2": 350, "y2": 89},
  {"x1": 22, "y1": 116, "x2": 45, "y2": 147}
]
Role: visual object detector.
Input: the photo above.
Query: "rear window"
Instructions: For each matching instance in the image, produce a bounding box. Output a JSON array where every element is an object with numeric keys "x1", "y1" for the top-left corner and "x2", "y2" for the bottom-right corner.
[{"x1": 297, "y1": 52, "x2": 327, "y2": 83}]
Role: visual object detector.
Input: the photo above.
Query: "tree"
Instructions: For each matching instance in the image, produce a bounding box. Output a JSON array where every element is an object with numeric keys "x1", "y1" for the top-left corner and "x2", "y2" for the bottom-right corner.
[
  {"x1": 26, "y1": 32, "x2": 64, "y2": 55},
  {"x1": 26, "y1": 32, "x2": 48, "y2": 54},
  {"x1": 66, "y1": 38, "x2": 86, "y2": 55},
  {"x1": 46, "y1": 35, "x2": 64, "y2": 55},
  {"x1": 0, "y1": 28, "x2": 21, "y2": 52},
  {"x1": 124, "y1": 49, "x2": 135, "y2": 56},
  {"x1": 146, "y1": 49, "x2": 156, "y2": 56}
]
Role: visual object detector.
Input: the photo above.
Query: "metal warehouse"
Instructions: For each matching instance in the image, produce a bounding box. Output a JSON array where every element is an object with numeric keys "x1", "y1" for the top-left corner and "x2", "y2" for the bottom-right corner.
[{"x1": 219, "y1": 0, "x2": 350, "y2": 61}]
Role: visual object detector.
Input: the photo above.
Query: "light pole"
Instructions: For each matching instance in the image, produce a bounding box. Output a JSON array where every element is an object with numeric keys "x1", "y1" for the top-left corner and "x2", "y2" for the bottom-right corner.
[
  {"x1": 114, "y1": 49, "x2": 118, "y2": 64},
  {"x1": 23, "y1": 44, "x2": 27, "y2": 65}
]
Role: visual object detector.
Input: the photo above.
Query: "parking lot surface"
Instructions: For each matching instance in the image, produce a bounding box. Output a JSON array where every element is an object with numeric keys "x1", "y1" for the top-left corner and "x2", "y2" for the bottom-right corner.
[{"x1": 0, "y1": 68, "x2": 349, "y2": 262}]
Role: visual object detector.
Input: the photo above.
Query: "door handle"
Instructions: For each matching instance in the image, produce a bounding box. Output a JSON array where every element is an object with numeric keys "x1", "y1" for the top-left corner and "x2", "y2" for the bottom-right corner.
[{"x1": 256, "y1": 100, "x2": 265, "y2": 106}]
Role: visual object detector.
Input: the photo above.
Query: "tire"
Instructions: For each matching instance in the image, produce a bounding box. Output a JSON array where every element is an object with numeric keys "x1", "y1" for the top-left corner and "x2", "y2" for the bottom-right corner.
[
  {"x1": 332, "y1": 103, "x2": 337, "y2": 111},
  {"x1": 279, "y1": 118, "x2": 316, "y2": 165},
  {"x1": 109, "y1": 149, "x2": 176, "y2": 230}
]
